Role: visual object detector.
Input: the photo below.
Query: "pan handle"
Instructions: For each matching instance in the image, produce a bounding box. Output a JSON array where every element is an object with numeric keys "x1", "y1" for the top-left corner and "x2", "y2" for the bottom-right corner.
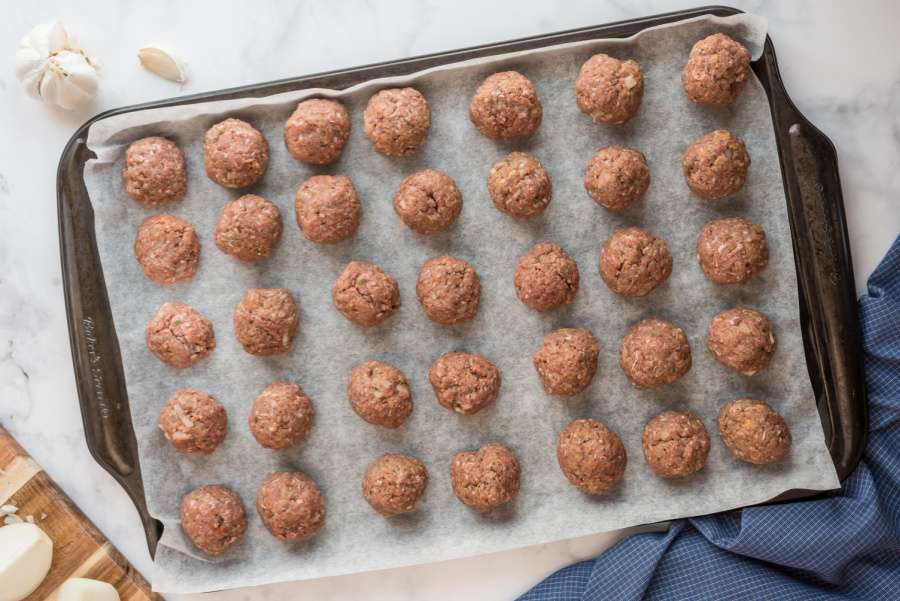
[
  {"x1": 758, "y1": 40, "x2": 868, "y2": 481},
  {"x1": 57, "y1": 136, "x2": 162, "y2": 556}
]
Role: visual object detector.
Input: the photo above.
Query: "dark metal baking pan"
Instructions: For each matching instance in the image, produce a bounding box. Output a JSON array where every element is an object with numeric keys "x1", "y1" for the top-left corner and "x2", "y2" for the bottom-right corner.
[{"x1": 58, "y1": 5, "x2": 867, "y2": 558}]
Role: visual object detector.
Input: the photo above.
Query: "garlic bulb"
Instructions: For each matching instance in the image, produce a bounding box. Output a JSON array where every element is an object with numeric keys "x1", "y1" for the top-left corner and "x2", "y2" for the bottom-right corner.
[{"x1": 15, "y1": 22, "x2": 98, "y2": 110}]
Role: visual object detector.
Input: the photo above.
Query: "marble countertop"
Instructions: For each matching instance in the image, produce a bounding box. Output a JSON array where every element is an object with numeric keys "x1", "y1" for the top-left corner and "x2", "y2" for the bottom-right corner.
[{"x1": 1, "y1": 1, "x2": 897, "y2": 599}]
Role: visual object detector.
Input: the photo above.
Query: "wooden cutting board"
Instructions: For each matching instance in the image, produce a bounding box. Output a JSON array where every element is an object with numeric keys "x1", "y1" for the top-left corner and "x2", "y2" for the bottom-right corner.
[{"x1": 0, "y1": 425, "x2": 158, "y2": 601}]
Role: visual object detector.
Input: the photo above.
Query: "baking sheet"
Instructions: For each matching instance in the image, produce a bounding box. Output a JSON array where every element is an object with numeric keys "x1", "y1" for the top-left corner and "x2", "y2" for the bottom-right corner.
[{"x1": 83, "y1": 13, "x2": 839, "y2": 594}]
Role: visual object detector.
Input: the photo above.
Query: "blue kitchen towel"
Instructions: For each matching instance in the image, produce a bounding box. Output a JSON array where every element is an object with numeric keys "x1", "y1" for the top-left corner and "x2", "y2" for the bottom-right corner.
[{"x1": 520, "y1": 236, "x2": 900, "y2": 601}]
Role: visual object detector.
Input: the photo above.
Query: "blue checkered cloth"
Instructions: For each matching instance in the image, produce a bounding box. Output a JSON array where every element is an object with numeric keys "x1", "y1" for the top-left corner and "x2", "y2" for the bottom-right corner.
[{"x1": 520, "y1": 236, "x2": 900, "y2": 601}]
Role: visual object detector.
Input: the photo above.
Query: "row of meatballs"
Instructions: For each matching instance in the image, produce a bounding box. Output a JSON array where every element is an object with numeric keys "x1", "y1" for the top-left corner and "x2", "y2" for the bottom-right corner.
[{"x1": 178, "y1": 397, "x2": 789, "y2": 557}]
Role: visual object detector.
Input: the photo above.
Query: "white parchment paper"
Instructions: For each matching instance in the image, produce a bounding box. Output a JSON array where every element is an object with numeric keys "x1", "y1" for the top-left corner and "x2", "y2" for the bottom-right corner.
[{"x1": 83, "y1": 13, "x2": 839, "y2": 594}]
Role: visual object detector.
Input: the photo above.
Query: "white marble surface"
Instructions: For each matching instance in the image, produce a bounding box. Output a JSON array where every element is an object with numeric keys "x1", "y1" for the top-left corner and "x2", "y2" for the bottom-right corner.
[{"x1": 0, "y1": 1, "x2": 897, "y2": 599}]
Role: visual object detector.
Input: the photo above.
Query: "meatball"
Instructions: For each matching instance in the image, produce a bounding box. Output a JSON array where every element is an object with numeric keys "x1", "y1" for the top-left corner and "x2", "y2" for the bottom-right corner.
[
  {"x1": 121, "y1": 136, "x2": 187, "y2": 206},
  {"x1": 133, "y1": 214, "x2": 200, "y2": 284},
  {"x1": 393, "y1": 169, "x2": 462, "y2": 235},
  {"x1": 248, "y1": 381, "x2": 315, "y2": 449},
  {"x1": 620, "y1": 319, "x2": 691, "y2": 389},
  {"x1": 469, "y1": 71, "x2": 542, "y2": 139},
  {"x1": 283, "y1": 98, "x2": 350, "y2": 165},
  {"x1": 363, "y1": 87, "x2": 431, "y2": 156},
  {"x1": 158, "y1": 389, "x2": 227, "y2": 454},
  {"x1": 203, "y1": 118, "x2": 269, "y2": 188},
  {"x1": 642, "y1": 411, "x2": 710, "y2": 478},
  {"x1": 362, "y1": 454, "x2": 428, "y2": 516},
  {"x1": 697, "y1": 217, "x2": 768, "y2": 284},
  {"x1": 533, "y1": 328, "x2": 599, "y2": 397},
  {"x1": 347, "y1": 360, "x2": 412, "y2": 428},
  {"x1": 682, "y1": 129, "x2": 750, "y2": 200},
  {"x1": 233, "y1": 288, "x2": 299, "y2": 356},
  {"x1": 450, "y1": 443, "x2": 520, "y2": 513},
  {"x1": 180, "y1": 485, "x2": 247, "y2": 555},
  {"x1": 295, "y1": 175, "x2": 361, "y2": 244},
  {"x1": 332, "y1": 261, "x2": 401, "y2": 327},
  {"x1": 556, "y1": 418, "x2": 626, "y2": 495},
  {"x1": 682, "y1": 33, "x2": 752, "y2": 106},
  {"x1": 575, "y1": 54, "x2": 644, "y2": 124},
  {"x1": 145, "y1": 302, "x2": 215, "y2": 368},
  {"x1": 416, "y1": 256, "x2": 481, "y2": 325},
  {"x1": 214, "y1": 194, "x2": 282, "y2": 262},
  {"x1": 708, "y1": 308, "x2": 776, "y2": 375},
  {"x1": 514, "y1": 242, "x2": 579, "y2": 311},
  {"x1": 599, "y1": 227, "x2": 672, "y2": 297},
  {"x1": 256, "y1": 471, "x2": 325, "y2": 541},
  {"x1": 584, "y1": 145, "x2": 650, "y2": 211},
  {"x1": 718, "y1": 398, "x2": 791, "y2": 465},
  {"x1": 429, "y1": 352, "x2": 501, "y2": 415},
  {"x1": 487, "y1": 152, "x2": 552, "y2": 218}
]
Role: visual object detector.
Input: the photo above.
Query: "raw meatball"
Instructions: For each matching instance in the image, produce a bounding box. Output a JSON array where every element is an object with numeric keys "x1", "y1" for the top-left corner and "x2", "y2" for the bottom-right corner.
[
  {"x1": 429, "y1": 352, "x2": 500, "y2": 415},
  {"x1": 256, "y1": 471, "x2": 325, "y2": 541},
  {"x1": 133, "y1": 214, "x2": 200, "y2": 284},
  {"x1": 347, "y1": 360, "x2": 412, "y2": 428},
  {"x1": 487, "y1": 152, "x2": 552, "y2": 218},
  {"x1": 599, "y1": 227, "x2": 672, "y2": 297},
  {"x1": 575, "y1": 54, "x2": 644, "y2": 124},
  {"x1": 450, "y1": 443, "x2": 520, "y2": 513},
  {"x1": 533, "y1": 328, "x2": 599, "y2": 397},
  {"x1": 180, "y1": 485, "x2": 247, "y2": 555},
  {"x1": 683, "y1": 129, "x2": 750, "y2": 200},
  {"x1": 416, "y1": 256, "x2": 481, "y2": 325},
  {"x1": 145, "y1": 302, "x2": 215, "y2": 368},
  {"x1": 697, "y1": 217, "x2": 768, "y2": 284},
  {"x1": 584, "y1": 145, "x2": 650, "y2": 210},
  {"x1": 248, "y1": 381, "x2": 314, "y2": 449},
  {"x1": 514, "y1": 242, "x2": 579, "y2": 311},
  {"x1": 362, "y1": 454, "x2": 428, "y2": 516},
  {"x1": 620, "y1": 319, "x2": 691, "y2": 389},
  {"x1": 295, "y1": 175, "x2": 361, "y2": 244},
  {"x1": 158, "y1": 389, "x2": 227, "y2": 454},
  {"x1": 363, "y1": 87, "x2": 431, "y2": 157},
  {"x1": 122, "y1": 136, "x2": 187, "y2": 206},
  {"x1": 332, "y1": 261, "x2": 401, "y2": 327},
  {"x1": 214, "y1": 194, "x2": 282, "y2": 262},
  {"x1": 283, "y1": 98, "x2": 350, "y2": 165},
  {"x1": 203, "y1": 118, "x2": 269, "y2": 188},
  {"x1": 556, "y1": 418, "x2": 626, "y2": 495},
  {"x1": 682, "y1": 33, "x2": 752, "y2": 106},
  {"x1": 718, "y1": 398, "x2": 791, "y2": 464},
  {"x1": 642, "y1": 411, "x2": 710, "y2": 479},
  {"x1": 233, "y1": 288, "x2": 299, "y2": 356},
  {"x1": 469, "y1": 71, "x2": 542, "y2": 139},
  {"x1": 708, "y1": 308, "x2": 776, "y2": 375},
  {"x1": 393, "y1": 169, "x2": 462, "y2": 235}
]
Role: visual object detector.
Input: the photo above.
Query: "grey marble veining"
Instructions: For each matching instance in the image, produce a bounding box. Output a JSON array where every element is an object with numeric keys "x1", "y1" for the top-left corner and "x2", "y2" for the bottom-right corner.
[{"x1": 0, "y1": 1, "x2": 897, "y2": 599}]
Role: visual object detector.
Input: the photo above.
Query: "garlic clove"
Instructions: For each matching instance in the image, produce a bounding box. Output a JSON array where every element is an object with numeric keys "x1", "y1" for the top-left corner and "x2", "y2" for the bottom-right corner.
[
  {"x1": 138, "y1": 47, "x2": 186, "y2": 84},
  {"x1": 14, "y1": 47, "x2": 45, "y2": 99},
  {"x1": 45, "y1": 21, "x2": 70, "y2": 54}
]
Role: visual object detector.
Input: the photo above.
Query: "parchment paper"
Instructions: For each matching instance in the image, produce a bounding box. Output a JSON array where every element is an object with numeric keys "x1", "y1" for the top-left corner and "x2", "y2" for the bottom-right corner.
[{"x1": 83, "y1": 13, "x2": 839, "y2": 594}]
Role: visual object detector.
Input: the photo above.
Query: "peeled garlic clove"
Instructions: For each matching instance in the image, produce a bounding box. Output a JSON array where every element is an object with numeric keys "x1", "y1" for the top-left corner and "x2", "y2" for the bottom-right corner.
[
  {"x1": 138, "y1": 47, "x2": 186, "y2": 84},
  {"x1": 14, "y1": 21, "x2": 99, "y2": 110},
  {"x1": 0, "y1": 523, "x2": 54, "y2": 601},
  {"x1": 58, "y1": 578, "x2": 120, "y2": 601}
]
